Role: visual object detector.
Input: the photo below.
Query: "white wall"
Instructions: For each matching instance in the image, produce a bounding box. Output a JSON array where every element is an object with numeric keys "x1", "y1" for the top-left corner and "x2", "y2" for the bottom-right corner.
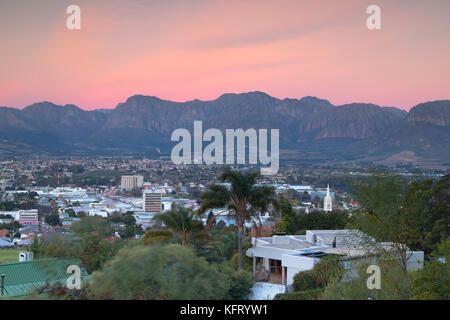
[
  {"x1": 282, "y1": 254, "x2": 318, "y2": 285},
  {"x1": 286, "y1": 267, "x2": 301, "y2": 286},
  {"x1": 406, "y1": 251, "x2": 424, "y2": 271},
  {"x1": 248, "y1": 282, "x2": 286, "y2": 300},
  {"x1": 251, "y1": 245, "x2": 299, "y2": 261}
]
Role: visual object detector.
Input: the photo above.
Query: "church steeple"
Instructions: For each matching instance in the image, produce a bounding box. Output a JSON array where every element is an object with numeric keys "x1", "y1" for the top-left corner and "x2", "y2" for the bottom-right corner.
[{"x1": 324, "y1": 184, "x2": 332, "y2": 212}]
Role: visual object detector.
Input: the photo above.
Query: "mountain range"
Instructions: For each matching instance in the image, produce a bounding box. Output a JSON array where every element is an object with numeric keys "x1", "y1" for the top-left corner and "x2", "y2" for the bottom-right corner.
[{"x1": 0, "y1": 92, "x2": 449, "y2": 168}]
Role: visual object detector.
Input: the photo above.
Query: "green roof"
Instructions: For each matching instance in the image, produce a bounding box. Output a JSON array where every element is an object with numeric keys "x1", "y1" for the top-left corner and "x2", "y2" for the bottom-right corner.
[{"x1": 0, "y1": 258, "x2": 89, "y2": 297}]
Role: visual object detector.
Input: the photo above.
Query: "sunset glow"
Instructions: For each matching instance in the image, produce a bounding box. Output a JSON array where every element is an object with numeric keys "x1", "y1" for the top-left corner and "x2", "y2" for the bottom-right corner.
[{"x1": 1, "y1": 0, "x2": 449, "y2": 110}]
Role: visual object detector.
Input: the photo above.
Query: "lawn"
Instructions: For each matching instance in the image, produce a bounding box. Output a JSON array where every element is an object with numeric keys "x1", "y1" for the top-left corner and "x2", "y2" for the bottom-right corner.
[{"x1": 0, "y1": 249, "x2": 22, "y2": 264}]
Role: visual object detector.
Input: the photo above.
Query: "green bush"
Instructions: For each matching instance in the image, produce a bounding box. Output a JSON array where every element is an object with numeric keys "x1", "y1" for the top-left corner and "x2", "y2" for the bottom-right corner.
[
  {"x1": 292, "y1": 256, "x2": 344, "y2": 292},
  {"x1": 412, "y1": 239, "x2": 450, "y2": 300},
  {"x1": 90, "y1": 244, "x2": 230, "y2": 299},
  {"x1": 275, "y1": 288, "x2": 324, "y2": 300},
  {"x1": 220, "y1": 266, "x2": 254, "y2": 300},
  {"x1": 229, "y1": 241, "x2": 252, "y2": 271},
  {"x1": 311, "y1": 255, "x2": 344, "y2": 287},
  {"x1": 143, "y1": 229, "x2": 173, "y2": 245},
  {"x1": 293, "y1": 270, "x2": 318, "y2": 291}
]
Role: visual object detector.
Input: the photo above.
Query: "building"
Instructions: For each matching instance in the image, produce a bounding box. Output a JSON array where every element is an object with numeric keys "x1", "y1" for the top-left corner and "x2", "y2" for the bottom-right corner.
[
  {"x1": 89, "y1": 202, "x2": 107, "y2": 210},
  {"x1": 324, "y1": 185, "x2": 332, "y2": 212},
  {"x1": 19, "y1": 209, "x2": 39, "y2": 225},
  {"x1": 134, "y1": 212, "x2": 158, "y2": 229},
  {"x1": 0, "y1": 211, "x2": 20, "y2": 220},
  {"x1": 143, "y1": 191, "x2": 162, "y2": 213},
  {"x1": 88, "y1": 209, "x2": 108, "y2": 218},
  {"x1": 246, "y1": 230, "x2": 424, "y2": 289},
  {"x1": 142, "y1": 182, "x2": 154, "y2": 190},
  {"x1": 0, "y1": 238, "x2": 14, "y2": 248},
  {"x1": 310, "y1": 188, "x2": 335, "y2": 203},
  {"x1": 120, "y1": 175, "x2": 144, "y2": 190}
]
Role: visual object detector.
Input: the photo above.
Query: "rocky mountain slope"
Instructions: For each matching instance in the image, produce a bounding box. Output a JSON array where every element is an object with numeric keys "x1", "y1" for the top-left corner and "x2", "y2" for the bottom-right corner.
[{"x1": 0, "y1": 92, "x2": 448, "y2": 166}]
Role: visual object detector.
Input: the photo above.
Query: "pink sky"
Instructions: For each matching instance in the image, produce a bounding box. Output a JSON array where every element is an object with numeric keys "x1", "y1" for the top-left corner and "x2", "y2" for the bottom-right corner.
[{"x1": 0, "y1": 0, "x2": 449, "y2": 110}]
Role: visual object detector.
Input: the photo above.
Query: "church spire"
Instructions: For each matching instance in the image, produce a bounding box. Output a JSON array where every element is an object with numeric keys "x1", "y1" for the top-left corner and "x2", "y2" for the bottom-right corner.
[{"x1": 324, "y1": 184, "x2": 332, "y2": 212}]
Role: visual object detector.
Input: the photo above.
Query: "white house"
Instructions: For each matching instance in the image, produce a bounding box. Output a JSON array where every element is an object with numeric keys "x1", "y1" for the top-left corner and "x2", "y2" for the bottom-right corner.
[{"x1": 246, "y1": 230, "x2": 424, "y2": 287}]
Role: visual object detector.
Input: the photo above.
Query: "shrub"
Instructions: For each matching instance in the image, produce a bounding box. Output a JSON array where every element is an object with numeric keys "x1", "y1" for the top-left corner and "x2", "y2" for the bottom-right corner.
[
  {"x1": 293, "y1": 270, "x2": 318, "y2": 291},
  {"x1": 143, "y1": 229, "x2": 173, "y2": 245},
  {"x1": 90, "y1": 244, "x2": 230, "y2": 300},
  {"x1": 312, "y1": 255, "x2": 344, "y2": 287},
  {"x1": 275, "y1": 288, "x2": 324, "y2": 300},
  {"x1": 220, "y1": 266, "x2": 254, "y2": 300}
]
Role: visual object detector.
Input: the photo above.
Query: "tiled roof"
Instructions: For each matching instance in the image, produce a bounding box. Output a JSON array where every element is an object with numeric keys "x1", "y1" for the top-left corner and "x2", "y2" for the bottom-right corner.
[{"x1": 0, "y1": 258, "x2": 88, "y2": 297}]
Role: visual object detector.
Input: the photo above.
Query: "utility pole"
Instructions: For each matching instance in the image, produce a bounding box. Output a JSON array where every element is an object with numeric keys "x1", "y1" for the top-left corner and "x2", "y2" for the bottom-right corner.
[{"x1": 1, "y1": 274, "x2": 5, "y2": 296}]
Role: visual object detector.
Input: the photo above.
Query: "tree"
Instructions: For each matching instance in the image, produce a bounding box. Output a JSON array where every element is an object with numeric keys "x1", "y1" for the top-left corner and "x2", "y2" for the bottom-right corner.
[
  {"x1": 320, "y1": 260, "x2": 411, "y2": 300},
  {"x1": 200, "y1": 168, "x2": 277, "y2": 270},
  {"x1": 76, "y1": 211, "x2": 87, "y2": 218},
  {"x1": 71, "y1": 216, "x2": 111, "y2": 237},
  {"x1": 293, "y1": 270, "x2": 317, "y2": 291},
  {"x1": 154, "y1": 206, "x2": 202, "y2": 245},
  {"x1": 295, "y1": 210, "x2": 350, "y2": 232},
  {"x1": 29, "y1": 237, "x2": 44, "y2": 258},
  {"x1": 277, "y1": 196, "x2": 299, "y2": 234},
  {"x1": 89, "y1": 244, "x2": 230, "y2": 299},
  {"x1": 28, "y1": 191, "x2": 39, "y2": 199},
  {"x1": 194, "y1": 226, "x2": 239, "y2": 263},
  {"x1": 143, "y1": 229, "x2": 173, "y2": 245},
  {"x1": 219, "y1": 266, "x2": 253, "y2": 300},
  {"x1": 312, "y1": 255, "x2": 344, "y2": 288},
  {"x1": 301, "y1": 191, "x2": 311, "y2": 202},
  {"x1": 292, "y1": 255, "x2": 344, "y2": 292},
  {"x1": 422, "y1": 175, "x2": 449, "y2": 254},
  {"x1": 130, "y1": 187, "x2": 142, "y2": 198},
  {"x1": 45, "y1": 214, "x2": 61, "y2": 226},
  {"x1": 351, "y1": 174, "x2": 449, "y2": 297},
  {"x1": 65, "y1": 208, "x2": 76, "y2": 217},
  {"x1": 41, "y1": 233, "x2": 122, "y2": 273},
  {"x1": 412, "y1": 239, "x2": 450, "y2": 300},
  {"x1": 313, "y1": 195, "x2": 321, "y2": 208}
]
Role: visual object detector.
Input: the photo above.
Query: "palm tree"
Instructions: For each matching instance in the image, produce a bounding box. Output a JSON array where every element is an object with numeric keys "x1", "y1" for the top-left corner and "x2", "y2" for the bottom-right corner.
[
  {"x1": 154, "y1": 206, "x2": 202, "y2": 245},
  {"x1": 200, "y1": 168, "x2": 276, "y2": 270}
]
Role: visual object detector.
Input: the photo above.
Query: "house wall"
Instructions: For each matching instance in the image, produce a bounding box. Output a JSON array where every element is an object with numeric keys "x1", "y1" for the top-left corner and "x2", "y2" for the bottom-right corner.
[
  {"x1": 406, "y1": 251, "x2": 424, "y2": 271},
  {"x1": 286, "y1": 267, "x2": 301, "y2": 285},
  {"x1": 248, "y1": 282, "x2": 287, "y2": 300},
  {"x1": 251, "y1": 245, "x2": 298, "y2": 261},
  {"x1": 282, "y1": 254, "x2": 318, "y2": 285}
]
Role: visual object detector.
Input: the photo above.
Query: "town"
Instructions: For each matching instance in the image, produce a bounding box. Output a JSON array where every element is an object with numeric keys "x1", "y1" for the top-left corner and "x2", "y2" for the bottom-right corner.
[{"x1": 0, "y1": 157, "x2": 447, "y2": 300}]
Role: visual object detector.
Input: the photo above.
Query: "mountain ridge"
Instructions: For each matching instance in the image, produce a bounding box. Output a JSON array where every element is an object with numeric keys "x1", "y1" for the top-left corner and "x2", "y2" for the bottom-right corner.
[{"x1": 0, "y1": 92, "x2": 448, "y2": 167}]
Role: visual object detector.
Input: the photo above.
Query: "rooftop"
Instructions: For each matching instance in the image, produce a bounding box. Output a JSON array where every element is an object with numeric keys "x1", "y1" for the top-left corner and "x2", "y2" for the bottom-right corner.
[
  {"x1": 0, "y1": 257, "x2": 89, "y2": 297},
  {"x1": 252, "y1": 230, "x2": 370, "y2": 257}
]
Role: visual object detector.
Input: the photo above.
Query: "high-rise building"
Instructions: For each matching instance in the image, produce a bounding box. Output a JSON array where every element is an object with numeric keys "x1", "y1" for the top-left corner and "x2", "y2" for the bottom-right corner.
[
  {"x1": 121, "y1": 175, "x2": 144, "y2": 190},
  {"x1": 143, "y1": 191, "x2": 162, "y2": 213},
  {"x1": 19, "y1": 209, "x2": 39, "y2": 225},
  {"x1": 324, "y1": 185, "x2": 333, "y2": 212}
]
